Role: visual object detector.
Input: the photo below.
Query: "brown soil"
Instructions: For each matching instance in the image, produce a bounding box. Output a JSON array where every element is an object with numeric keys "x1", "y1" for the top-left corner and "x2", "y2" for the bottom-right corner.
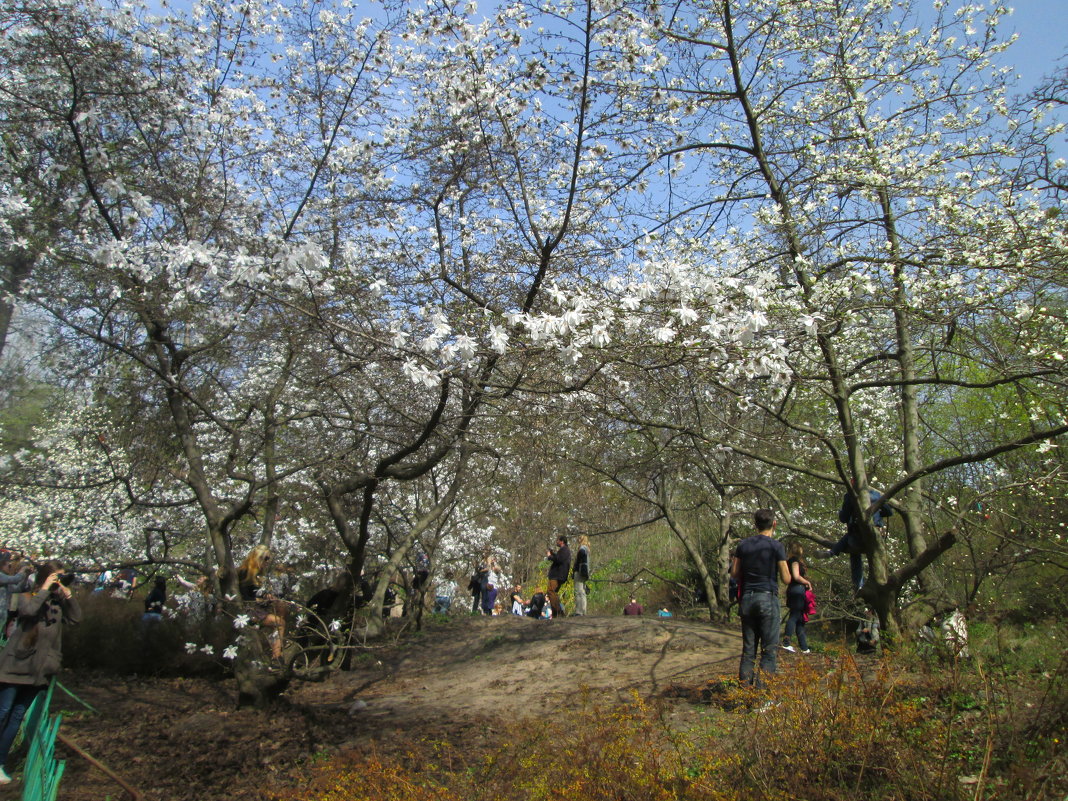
[{"x1": 13, "y1": 614, "x2": 742, "y2": 801}]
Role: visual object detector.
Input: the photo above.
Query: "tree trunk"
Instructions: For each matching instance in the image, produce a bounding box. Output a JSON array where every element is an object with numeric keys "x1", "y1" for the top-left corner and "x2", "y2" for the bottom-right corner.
[
  {"x1": 0, "y1": 252, "x2": 34, "y2": 362},
  {"x1": 659, "y1": 479, "x2": 719, "y2": 622}
]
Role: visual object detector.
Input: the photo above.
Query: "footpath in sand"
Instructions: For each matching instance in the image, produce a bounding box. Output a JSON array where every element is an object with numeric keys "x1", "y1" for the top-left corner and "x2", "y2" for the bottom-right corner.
[{"x1": 37, "y1": 614, "x2": 742, "y2": 801}]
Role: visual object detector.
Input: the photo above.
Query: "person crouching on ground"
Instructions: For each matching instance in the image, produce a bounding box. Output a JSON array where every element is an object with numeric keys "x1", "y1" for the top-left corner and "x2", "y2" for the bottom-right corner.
[{"x1": 0, "y1": 560, "x2": 82, "y2": 784}]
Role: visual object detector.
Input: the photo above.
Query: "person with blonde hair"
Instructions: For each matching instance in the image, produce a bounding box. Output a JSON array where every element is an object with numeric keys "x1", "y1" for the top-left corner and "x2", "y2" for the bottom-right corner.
[
  {"x1": 237, "y1": 545, "x2": 286, "y2": 661},
  {"x1": 572, "y1": 535, "x2": 591, "y2": 616}
]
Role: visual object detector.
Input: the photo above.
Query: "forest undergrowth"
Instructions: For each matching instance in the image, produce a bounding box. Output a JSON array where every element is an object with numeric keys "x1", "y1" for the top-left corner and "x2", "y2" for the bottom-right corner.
[{"x1": 271, "y1": 633, "x2": 1067, "y2": 801}]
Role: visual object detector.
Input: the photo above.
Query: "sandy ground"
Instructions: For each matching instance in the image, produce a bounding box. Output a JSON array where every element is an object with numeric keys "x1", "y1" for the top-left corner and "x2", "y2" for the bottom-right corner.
[{"x1": 14, "y1": 614, "x2": 743, "y2": 800}]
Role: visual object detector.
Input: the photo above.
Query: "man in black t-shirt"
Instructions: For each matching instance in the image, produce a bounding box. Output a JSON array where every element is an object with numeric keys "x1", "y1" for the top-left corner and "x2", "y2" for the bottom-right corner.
[{"x1": 731, "y1": 509, "x2": 791, "y2": 687}]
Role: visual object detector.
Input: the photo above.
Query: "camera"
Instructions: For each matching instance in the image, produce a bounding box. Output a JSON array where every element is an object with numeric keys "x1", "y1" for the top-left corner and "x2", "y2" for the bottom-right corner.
[{"x1": 58, "y1": 573, "x2": 75, "y2": 587}]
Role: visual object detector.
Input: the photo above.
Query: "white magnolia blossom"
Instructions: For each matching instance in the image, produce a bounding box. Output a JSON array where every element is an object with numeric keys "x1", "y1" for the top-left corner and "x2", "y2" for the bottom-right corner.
[
  {"x1": 488, "y1": 324, "x2": 509, "y2": 353},
  {"x1": 653, "y1": 325, "x2": 677, "y2": 343}
]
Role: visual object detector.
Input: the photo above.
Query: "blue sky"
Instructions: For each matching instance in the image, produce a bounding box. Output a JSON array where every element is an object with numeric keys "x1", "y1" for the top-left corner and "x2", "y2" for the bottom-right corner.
[{"x1": 1002, "y1": 2, "x2": 1067, "y2": 92}]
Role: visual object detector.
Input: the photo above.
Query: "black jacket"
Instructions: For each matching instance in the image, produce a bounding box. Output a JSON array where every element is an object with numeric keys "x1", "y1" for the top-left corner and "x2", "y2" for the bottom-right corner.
[
  {"x1": 573, "y1": 545, "x2": 590, "y2": 580},
  {"x1": 547, "y1": 546, "x2": 571, "y2": 582}
]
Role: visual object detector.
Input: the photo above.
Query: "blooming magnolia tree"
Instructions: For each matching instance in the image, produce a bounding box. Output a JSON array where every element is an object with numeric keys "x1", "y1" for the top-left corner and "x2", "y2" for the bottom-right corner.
[
  {"x1": 0, "y1": 406, "x2": 191, "y2": 565},
  {"x1": 591, "y1": 0, "x2": 1068, "y2": 630},
  {"x1": 0, "y1": 0, "x2": 1064, "y2": 638}
]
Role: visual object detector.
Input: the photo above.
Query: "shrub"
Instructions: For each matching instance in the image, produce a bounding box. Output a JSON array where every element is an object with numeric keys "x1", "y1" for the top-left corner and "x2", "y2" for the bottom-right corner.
[
  {"x1": 272, "y1": 646, "x2": 1068, "y2": 801},
  {"x1": 64, "y1": 589, "x2": 231, "y2": 677}
]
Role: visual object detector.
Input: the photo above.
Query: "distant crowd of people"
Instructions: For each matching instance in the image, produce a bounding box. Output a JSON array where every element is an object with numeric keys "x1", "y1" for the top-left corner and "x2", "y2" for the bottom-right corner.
[{"x1": 464, "y1": 534, "x2": 594, "y2": 618}]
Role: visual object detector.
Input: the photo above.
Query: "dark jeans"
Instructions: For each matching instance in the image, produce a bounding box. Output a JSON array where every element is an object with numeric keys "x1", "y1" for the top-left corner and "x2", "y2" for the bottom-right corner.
[
  {"x1": 739, "y1": 591, "x2": 781, "y2": 687},
  {"x1": 784, "y1": 584, "x2": 808, "y2": 650},
  {"x1": 831, "y1": 529, "x2": 865, "y2": 589},
  {"x1": 0, "y1": 683, "x2": 41, "y2": 768}
]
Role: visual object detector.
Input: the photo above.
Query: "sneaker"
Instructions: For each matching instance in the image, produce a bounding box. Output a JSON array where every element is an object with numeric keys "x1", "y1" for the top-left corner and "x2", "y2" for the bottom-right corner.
[
  {"x1": 801, "y1": 649, "x2": 811, "y2": 654},
  {"x1": 781, "y1": 644, "x2": 796, "y2": 653},
  {"x1": 0, "y1": 767, "x2": 11, "y2": 784}
]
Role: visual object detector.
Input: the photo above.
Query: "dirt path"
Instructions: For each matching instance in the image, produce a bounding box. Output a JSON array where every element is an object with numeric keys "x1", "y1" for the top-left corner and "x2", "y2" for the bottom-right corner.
[{"x1": 28, "y1": 614, "x2": 742, "y2": 800}]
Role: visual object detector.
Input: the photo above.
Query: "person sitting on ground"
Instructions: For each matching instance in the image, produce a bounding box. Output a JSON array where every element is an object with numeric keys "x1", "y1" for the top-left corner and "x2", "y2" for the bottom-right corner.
[
  {"x1": 142, "y1": 576, "x2": 167, "y2": 624},
  {"x1": 509, "y1": 585, "x2": 526, "y2": 615},
  {"x1": 856, "y1": 607, "x2": 879, "y2": 655},
  {"x1": 527, "y1": 590, "x2": 547, "y2": 619},
  {"x1": 433, "y1": 575, "x2": 456, "y2": 615},
  {"x1": 237, "y1": 545, "x2": 287, "y2": 662},
  {"x1": 623, "y1": 597, "x2": 643, "y2": 616}
]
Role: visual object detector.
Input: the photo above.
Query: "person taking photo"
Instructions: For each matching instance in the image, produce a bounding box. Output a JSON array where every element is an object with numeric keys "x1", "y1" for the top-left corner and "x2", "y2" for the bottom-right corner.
[{"x1": 0, "y1": 560, "x2": 82, "y2": 784}]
